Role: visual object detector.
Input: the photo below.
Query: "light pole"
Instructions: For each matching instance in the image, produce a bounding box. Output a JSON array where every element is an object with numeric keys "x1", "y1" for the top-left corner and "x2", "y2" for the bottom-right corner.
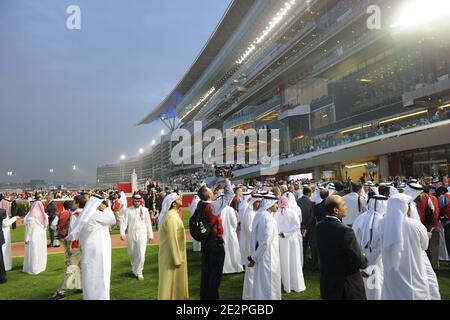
[
  {"x1": 49, "y1": 169, "x2": 54, "y2": 188},
  {"x1": 120, "y1": 155, "x2": 126, "y2": 182},
  {"x1": 7, "y1": 171, "x2": 13, "y2": 183},
  {"x1": 72, "y1": 165, "x2": 77, "y2": 187}
]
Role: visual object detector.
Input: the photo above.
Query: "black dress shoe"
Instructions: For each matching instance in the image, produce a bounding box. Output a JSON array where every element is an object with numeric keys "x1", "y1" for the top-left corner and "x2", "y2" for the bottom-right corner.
[
  {"x1": 75, "y1": 289, "x2": 83, "y2": 294},
  {"x1": 0, "y1": 278, "x2": 7, "y2": 284},
  {"x1": 49, "y1": 292, "x2": 65, "y2": 300}
]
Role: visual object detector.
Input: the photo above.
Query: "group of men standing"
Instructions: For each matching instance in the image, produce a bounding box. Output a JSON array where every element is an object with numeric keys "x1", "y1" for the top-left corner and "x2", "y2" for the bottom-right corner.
[{"x1": 189, "y1": 176, "x2": 306, "y2": 300}]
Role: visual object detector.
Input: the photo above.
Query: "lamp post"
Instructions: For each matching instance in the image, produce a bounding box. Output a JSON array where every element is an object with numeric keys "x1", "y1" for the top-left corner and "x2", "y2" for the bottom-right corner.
[
  {"x1": 120, "y1": 155, "x2": 126, "y2": 182},
  {"x1": 49, "y1": 169, "x2": 54, "y2": 188},
  {"x1": 72, "y1": 165, "x2": 77, "y2": 187}
]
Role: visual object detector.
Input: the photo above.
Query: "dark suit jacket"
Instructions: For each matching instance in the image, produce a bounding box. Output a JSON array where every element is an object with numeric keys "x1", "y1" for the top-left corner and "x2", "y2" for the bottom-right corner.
[
  {"x1": 45, "y1": 201, "x2": 57, "y2": 222},
  {"x1": 0, "y1": 209, "x2": 6, "y2": 246},
  {"x1": 315, "y1": 216, "x2": 368, "y2": 300},
  {"x1": 314, "y1": 202, "x2": 328, "y2": 223},
  {"x1": 297, "y1": 196, "x2": 316, "y2": 230}
]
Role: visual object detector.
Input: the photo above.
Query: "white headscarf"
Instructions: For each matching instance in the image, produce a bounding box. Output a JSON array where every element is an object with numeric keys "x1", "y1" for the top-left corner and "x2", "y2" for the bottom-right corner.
[
  {"x1": 389, "y1": 186, "x2": 399, "y2": 196},
  {"x1": 239, "y1": 192, "x2": 252, "y2": 215},
  {"x1": 311, "y1": 186, "x2": 325, "y2": 204},
  {"x1": 381, "y1": 193, "x2": 412, "y2": 272},
  {"x1": 327, "y1": 183, "x2": 336, "y2": 195},
  {"x1": 66, "y1": 195, "x2": 104, "y2": 241},
  {"x1": 403, "y1": 183, "x2": 424, "y2": 221},
  {"x1": 403, "y1": 183, "x2": 423, "y2": 201},
  {"x1": 119, "y1": 192, "x2": 128, "y2": 210},
  {"x1": 158, "y1": 192, "x2": 180, "y2": 228},
  {"x1": 258, "y1": 194, "x2": 278, "y2": 213},
  {"x1": 283, "y1": 191, "x2": 302, "y2": 223},
  {"x1": 356, "y1": 195, "x2": 388, "y2": 253},
  {"x1": 365, "y1": 181, "x2": 379, "y2": 195}
]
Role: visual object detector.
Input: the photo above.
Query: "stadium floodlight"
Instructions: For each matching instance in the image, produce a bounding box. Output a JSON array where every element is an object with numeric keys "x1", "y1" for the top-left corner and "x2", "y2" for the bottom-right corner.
[
  {"x1": 161, "y1": 129, "x2": 165, "y2": 135},
  {"x1": 391, "y1": 0, "x2": 450, "y2": 29},
  {"x1": 139, "y1": 148, "x2": 144, "y2": 154},
  {"x1": 73, "y1": 165, "x2": 77, "y2": 171},
  {"x1": 120, "y1": 154, "x2": 126, "y2": 161},
  {"x1": 49, "y1": 169, "x2": 54, "y2": 173},
  {"x1": 151, "y1": 139, "x2": 156, "y2": 145}
]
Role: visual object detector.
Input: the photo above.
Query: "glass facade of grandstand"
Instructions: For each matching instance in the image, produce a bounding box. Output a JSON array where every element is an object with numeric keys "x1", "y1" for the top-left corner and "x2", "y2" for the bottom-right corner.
[{"x1": 98, "y1": 0, "x2": 450, "y2": 187}]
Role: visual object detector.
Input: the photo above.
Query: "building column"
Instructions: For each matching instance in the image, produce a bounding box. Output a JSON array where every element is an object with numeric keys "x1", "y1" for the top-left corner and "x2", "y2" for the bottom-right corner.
[
  {"x1": 313, "y1": 166, "x2": 321, "y2": 181},
  {"x1": 379, "y1": 155, "x2": 390, "y2": 181}
]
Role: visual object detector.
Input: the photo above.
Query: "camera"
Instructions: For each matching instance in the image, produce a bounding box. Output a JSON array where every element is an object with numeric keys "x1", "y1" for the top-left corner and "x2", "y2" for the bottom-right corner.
[{"x1": 214, "y1": 166, "x2": 234, "y2": 179}]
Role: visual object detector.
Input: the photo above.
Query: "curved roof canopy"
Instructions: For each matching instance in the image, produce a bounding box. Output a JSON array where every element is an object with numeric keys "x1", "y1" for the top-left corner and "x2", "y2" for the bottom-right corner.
[{"x1": 138, "y1": 0, "x2": 256, "y2": 125}]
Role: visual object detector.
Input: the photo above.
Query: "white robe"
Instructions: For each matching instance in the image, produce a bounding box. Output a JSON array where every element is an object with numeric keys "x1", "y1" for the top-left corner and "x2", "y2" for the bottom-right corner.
[
  {"x1": 221, "y1": 205, "x2": 243, "y2": 274},
  {"x1": 379, "y1": 217, "x2": 431, "y2": 300},
  {"x1": 409, "y1": 202, "x2": 441, "y2": 299},
  {"x1": 120, "y1": 206, "x2": 154, "y2": 277},
  {"x1": 342, "y1": 192, "x2": 367, "y2": 225},
  {"x1": 22, "y1": 216, "x2": 48, "y2": 275},
  {"x1": 275, "y1": 208, "x2": 305, "y2": 293},
  {"x1": 286, "y1": 192, "x2": 304, "y2": 267},
  {"x1": 251, "y1": 211, "x2": 281, "y2": 300},
  {"x1": 242, "y1": 207, "x2": 257, "y2": 300},
  {"x1": 439, "y1": 224, "x2": 450, "y2": 261},
  {"x1": 2, "y1": 216, "x2": 17, "y2": 271},
  {"x1": 189, "y1": 196, "x2": 201, "y2": 252},
  {"x1": 353, "y1": 211, "x2": 384, "y2": 300},
  {"x1": 79, "y1": 209, "x2": 116, "y2": 300}
]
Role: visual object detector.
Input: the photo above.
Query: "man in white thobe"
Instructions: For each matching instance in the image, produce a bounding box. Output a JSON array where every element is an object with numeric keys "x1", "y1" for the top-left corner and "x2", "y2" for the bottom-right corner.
[
  {"x1": 275, "y1": 196, "x2": 305, "y2": 293},
  {"x1": 68, "y1": 195, "x2": 116, "y2": 300},
  {"x1": 342, "y1": 183, "x2": 368, "y2": 226},
  {"x1": 352, "y1": 195, "x2": 388, "y2": 300},
  {"x1": 120, "y1": 194, "x2": 154, "y2": 280},
  {"x1": 221, "y1": 200, "x2": 243, "y2": 274},
  {"x1": 282, "y1": 189, "x2": 304, "y2": 266},
  {"x1": 190, "y1": 194, "x2": 201, "y2": 252},
  {"x1": 379, "y1": 193, "x2": 431, "y2": 300},
  {"x1": 1, "y1": 197, "x2": 16, "y2": 272},
  {"x1": 403, "y1": 182, "x2": 441, "y2": 300},
  {"x1": 241, "y1": 193, "x2": 262, "y2": 300},
  {"x1": 248, "y1": 194, "x2": 281, "y2": 300}
]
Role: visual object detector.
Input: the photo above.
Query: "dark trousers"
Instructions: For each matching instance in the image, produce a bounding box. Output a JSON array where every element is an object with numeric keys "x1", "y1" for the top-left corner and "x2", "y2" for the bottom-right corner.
[
  {"x1": 445, "y1": 224, "x2": 450, "y2": 260},
  {"x1": 200, "y1": 237, "x2": 225, "y2": 300},
  {"x1": 0, "y1": 249, "x2": 6, "y2": 283},
  {"x1": 48, "y1": 217, "x2": 56, "y2": 245},
  {"x1": 426, "y1": 228, "x2": 440, "y2": 270},
  {"x1": 303, "y1": 229, "x2": 318, "y2": 268}
]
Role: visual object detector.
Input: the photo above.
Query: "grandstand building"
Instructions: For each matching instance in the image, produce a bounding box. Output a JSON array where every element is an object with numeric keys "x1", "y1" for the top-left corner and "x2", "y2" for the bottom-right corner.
[{"x1": 100, "y1": 0, "x2": 450, "y2": 186}]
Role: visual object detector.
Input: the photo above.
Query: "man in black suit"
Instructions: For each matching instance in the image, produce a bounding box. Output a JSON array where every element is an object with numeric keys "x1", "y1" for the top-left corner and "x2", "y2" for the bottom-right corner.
[
  {"x1": 45, "y1": 195, "x2": 58, "y2": 248},
  {"x1": 297, "y1": 186, "x2": 317, "y2": 268},
  {"x1": 315, "y1": 195, "x2": 368, "y2": 300},
  {"x1": 0, "y1": 209, "x2": 7, "y2": 284}
]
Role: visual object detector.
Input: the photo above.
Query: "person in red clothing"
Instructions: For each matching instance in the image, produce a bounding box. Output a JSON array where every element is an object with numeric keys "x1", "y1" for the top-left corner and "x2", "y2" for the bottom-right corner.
[
  {"x1": 230, "y1": 187, "x2": 243, "y2": 215},
  {"x1": 111, "y1": 191, "x2": 123, "y2": 230},
  {"x1": 197, "y1": 174, "x2": 234, "y2": 300},
  {"x1": 50, "y1": 194, "x2": 88, "y2": 300},
  {"x1": 416, "y1": 186, "x2": 440, "y2": 270}
]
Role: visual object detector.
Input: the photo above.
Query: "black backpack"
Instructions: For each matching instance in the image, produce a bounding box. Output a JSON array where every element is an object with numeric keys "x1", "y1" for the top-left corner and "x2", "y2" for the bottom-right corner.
[{"x1": 189, "y1": 202, "x2": 211, "y2": 242}]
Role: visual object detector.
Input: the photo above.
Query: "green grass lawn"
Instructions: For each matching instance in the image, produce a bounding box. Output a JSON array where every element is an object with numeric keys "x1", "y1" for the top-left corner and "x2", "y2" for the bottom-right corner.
[{"x1": 1, "y1": 242, "x2": 450, "y2": 300}]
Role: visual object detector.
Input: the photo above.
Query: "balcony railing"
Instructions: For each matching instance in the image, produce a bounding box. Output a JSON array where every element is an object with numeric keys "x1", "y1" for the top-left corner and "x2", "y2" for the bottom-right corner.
[
  {"x1": 233, "y1": 0, "x2": 378, "y2": 111},
  {"x1": 312, "y1": 29, "x2": 383, "y2": 75}
]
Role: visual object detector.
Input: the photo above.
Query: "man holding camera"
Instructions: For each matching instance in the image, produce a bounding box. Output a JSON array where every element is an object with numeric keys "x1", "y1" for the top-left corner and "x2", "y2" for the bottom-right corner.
[{"x1": 197, "y1": 167, "x2": 234, "y2": 300}]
